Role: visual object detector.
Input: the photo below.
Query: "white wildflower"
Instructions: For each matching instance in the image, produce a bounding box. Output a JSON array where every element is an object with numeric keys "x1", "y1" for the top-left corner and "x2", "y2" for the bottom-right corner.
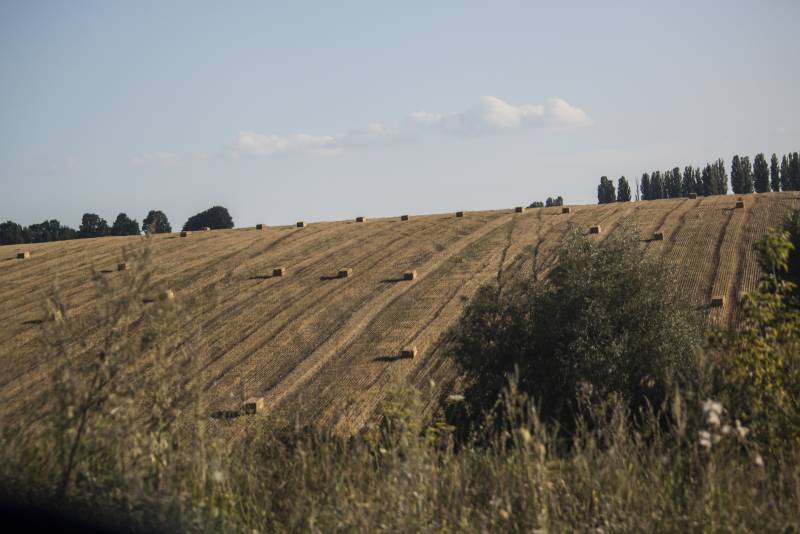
[
  {"x1": 720, "y1": 424, "x2": 731, "y2": 436},
  {"x1": 753, "y1": 454, "x2": 764, "y2": 468},
  {"x1": 698, "y1": 430, "x2": 712, "y2": 450},
  {"x1": 212, "y1": 469, "x2": 225, "y2": 483},
  {"x1": 702, "y1": 399, "x2": 723, "y2": 417}
]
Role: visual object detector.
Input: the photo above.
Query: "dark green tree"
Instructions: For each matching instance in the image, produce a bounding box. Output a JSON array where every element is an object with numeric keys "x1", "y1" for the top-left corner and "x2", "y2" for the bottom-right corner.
[
  {"x1": 554, "y1": 196, "x2": 564, "y2": 206},
  {"x1": 701, "y1": 165, "x2": 713, "y2": 196},
  {"x1": 111, "y1": 213, "x2": 141, "y2": 236},
  {"x1": 182, "y1": 206, "x2": 234, "y2": 231},
  {"x1": 791, "y1": 152, "x2": 800, "y2": 191},
  {"x1": 741, "y1": 156, "x2": 754, "y2": 193},
  {"x1": 681, "y1": 166, "x2": 695, "y2": 196},
  {"x1": 0, "y1": 221, "x2": 26, "y2": 245},
  {"x1": 545, "y1": 197, "x2": 555, "y2": 207},
  {"x1": 668, "y1": 167, "x2": 682, "y2": 198},
  {"x1": 781, "y1": 155, "x2": 792, "y2": 191},
  {"x1": 142, "y1": 210, "x2": 172, "y2": 234},
  {"x1": 617, "y1": 176, "x2": 631, "y2": 202},
  {"x1": 78, "y1": 213, "x2": 109, "y2": 238},
  {"x1": 528, "y1": 201, "x2": 544, "y2": 208},
  {"x1": 650, "y1": 171, "x2": 664, "y2": 200},
  {"x1": 754, "y1": 153, "x2": 770, "y2": 193},
  {"x1": 771, "y1": 153, "x2": 781, "y2": 192},
  {"x1": 597, "y1": 176, "x2": 615, "y2": 204},
  {"x1": 640, "y1": 173, "x2": 651, "y2": 200},
  {"x1": 731, "y1": 155, "x2": 743, "y2": 194}
]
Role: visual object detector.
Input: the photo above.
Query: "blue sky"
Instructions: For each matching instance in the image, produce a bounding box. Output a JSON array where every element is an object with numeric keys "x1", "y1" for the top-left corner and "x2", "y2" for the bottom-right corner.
[{"x1": 1, "y1": 1, "x2": 798, "y2": 229}]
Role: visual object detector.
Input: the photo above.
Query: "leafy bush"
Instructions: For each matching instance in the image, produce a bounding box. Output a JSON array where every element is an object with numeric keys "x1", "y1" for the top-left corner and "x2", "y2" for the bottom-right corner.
[
  {"x1": 182, "y1": 206, "x2": 234, "y2": 231},
  {"x1": 452, "y1": 225, "x2": 702, "y2": 428},
  {"x1": 710, "y1": 226, "x2": 800, "y2": 452}
]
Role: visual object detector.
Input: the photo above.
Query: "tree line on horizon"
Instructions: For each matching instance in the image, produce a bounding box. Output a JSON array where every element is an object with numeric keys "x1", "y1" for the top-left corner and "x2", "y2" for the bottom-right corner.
[
  {"x1": 0, "y1": 206, "x2": 234, "y2": 246},
  {"x1": 597, "y1": 150, "x2": 800, "y2": 204}
]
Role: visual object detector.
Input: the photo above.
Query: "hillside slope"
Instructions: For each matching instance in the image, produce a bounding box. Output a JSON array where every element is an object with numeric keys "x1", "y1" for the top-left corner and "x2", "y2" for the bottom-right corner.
[{"x1": 2, "y1": 192, "x2": 799, "y2": 434}]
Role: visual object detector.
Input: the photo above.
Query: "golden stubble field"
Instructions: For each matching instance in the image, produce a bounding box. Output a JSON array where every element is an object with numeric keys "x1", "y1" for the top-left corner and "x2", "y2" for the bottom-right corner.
[{"x1": 2, "y1": 192, "x2": 799, "y2": 435}]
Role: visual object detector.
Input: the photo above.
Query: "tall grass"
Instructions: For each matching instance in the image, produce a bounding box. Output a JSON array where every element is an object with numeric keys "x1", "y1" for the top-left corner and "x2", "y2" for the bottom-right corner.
[{"x1": 1, "y1": 234, "x2": 799, "y2": 532}]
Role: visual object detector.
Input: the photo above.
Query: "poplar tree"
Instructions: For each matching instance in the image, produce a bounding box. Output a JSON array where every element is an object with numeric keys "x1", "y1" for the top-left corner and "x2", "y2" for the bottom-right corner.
[
  {"x1": 731, "y1": 155, "x2": 742, "y2": 194},
  {"x1": 792, "y1": 152, "x2": 800, "y2": 191},
  {"x1": 781, "y1": 154, "x2": 791, "y2": 191},
  {"x1": 770, "y1": 153, "x2": 781, "y2": 192},
  {"x1": 741, "y1": 156, "x2": 754, "y2": 193},
  {"x1": 753, "y1": 153, "x2": 770, "y2": 192},
  {"x1": 640, "y1": 173, "x2": 651, "y2": 200},
  {"x1": 617, "y1": 176, "x2": 631, "y2": 202}
]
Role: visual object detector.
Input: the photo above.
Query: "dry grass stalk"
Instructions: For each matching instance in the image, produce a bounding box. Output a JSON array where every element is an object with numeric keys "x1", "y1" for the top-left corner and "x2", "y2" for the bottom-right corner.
[
  {"x1": 590, "y1": 225, "x2": 601, "y2": 234},
  {"x1": 399, "y1": 346, "x2": 417, "y2": 358},
  {"x1": 403, "y1": 270, "x2": 417, "y2": 281},
  {"x1": 337, "y1": 268, "x2": 353, "y2": 278},
  {"x1": 400, "y1": 215, "x2": 409, "y2": 221},
  {"x1": 296, "y1": 221, "x2": 306, "y2": 228},
  {"x1": 17, "y1": 251, "x2": 30, "y2": 259},
  {"x1": 562, "y1": 207, "x2": 572, "y2": 214},
  {"x1": 711, "y1": 296, "x2": 725, "y2": 307},
  {"x1": 242, "y1": 397, "x2": 266, "y2": 415},
  {"x1": 272, "y1": 267, "x2": 287, "y2": 277}
]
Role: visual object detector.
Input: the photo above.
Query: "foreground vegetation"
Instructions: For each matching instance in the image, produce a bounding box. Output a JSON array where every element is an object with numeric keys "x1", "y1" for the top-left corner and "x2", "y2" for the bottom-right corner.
[{"x1": 1, "y1": 211, "x2": 799, "y2": 532}]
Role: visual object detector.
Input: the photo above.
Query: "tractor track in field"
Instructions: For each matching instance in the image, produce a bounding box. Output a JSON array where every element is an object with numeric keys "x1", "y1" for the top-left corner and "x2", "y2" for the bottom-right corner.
[{"x1": 197, "y1": 215, "x2": 493, "y2": 393}]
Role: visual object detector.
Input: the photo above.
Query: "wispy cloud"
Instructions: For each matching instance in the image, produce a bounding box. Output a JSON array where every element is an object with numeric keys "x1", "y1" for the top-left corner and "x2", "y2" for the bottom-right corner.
[{"x1": 135, "y1": 96, "x2": 592, "y2": 164}]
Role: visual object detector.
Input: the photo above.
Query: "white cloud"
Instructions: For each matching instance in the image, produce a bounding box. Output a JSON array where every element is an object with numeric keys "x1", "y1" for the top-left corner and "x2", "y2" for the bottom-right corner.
[
  {"x1": 409, "y1": 96, "x2": 592, "y2": 133},
  {"x1": 135, "y1": 95, "x2": 592, "y2": 165},
  {"x1": 237, "y1": 131, "x2": 338, "y2": 156}
]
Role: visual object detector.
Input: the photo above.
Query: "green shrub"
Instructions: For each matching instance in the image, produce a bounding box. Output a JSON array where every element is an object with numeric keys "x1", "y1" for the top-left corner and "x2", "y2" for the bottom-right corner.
[{"x1": 452, "y1": 225, "x2": 703, "y2": 429}]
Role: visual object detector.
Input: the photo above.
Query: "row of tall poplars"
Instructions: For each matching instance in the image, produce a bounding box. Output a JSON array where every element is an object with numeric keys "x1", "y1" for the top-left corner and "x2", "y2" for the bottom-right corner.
[{"x1": 597, "y1": 150, "x2": 800, "y2": 203}]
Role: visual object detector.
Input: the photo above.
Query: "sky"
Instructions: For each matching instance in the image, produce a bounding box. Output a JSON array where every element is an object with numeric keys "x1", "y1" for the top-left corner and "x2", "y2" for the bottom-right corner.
[{"x1": 1, "y1": 1, "x2": 799, "y2": 229}]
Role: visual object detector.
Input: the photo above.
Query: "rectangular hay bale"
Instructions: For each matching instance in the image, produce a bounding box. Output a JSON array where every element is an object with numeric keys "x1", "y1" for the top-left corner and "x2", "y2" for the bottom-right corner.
[
  {"x1": 272, "y1": 267, "x2": 287, "y2": 277},
  {"x1": 589, "y1": 225, "x2": 601, "y2": 234},
  {"x1": 653, "y1": 232, "x2": 664, "y2": 241},
  {"x1": 711, "y1": 296, "x2": 725, "y2": 308},
  {"x1": 242, "y1": 397, "x2": 266, "y2": 415},
  {"x1": 403, "y1": 270, "x2": 417, "y2": 280},
  {"x1": 117, "y1": 262, "x2": 128, "y2": 271},
  {"x1": 356, "y1": 216, "x2": 366, "y2": 223},
  {"x1": 735, "y1": 201, "x2": 745, "y2": 209},
  {"x1": 17, "y1": 251, "x2": 30, "y2": 259},
  {"x1": 562, "y1": 207, "x2": 572, "y2": 214},
  {"x1": 399, "y1": 346, "x2": 418, "y2": 359},
  {"x1": 688, "y1": 193, "x2": 698, "y2": 199},
  {"x1": 337, "y1": 268, "x2": 353, "y2": 278},
  {"x1": 296, "y1": 221, "x2": 306, "y2": 228},
  {"x1": 514, "y1": 206, "x2": 525, "y2": 213},
  {"x1": 400, "y1": 215, "x2": 409, "y2": 221},
  {"x1": 455, "y1": 211, "x2": 464, "y2": 217},
  {"x1": 180, "y1": 231, "x2": 191, "y2": 237},
  {"x1": 256, "y1": 223, "x2": 267, "y2": 230}
]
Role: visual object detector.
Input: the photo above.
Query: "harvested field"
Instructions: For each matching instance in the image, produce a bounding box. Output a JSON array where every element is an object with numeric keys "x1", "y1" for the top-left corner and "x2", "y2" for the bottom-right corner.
[{"x1": 1, "y1": 193, "x2": 797, "y2": 436}]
